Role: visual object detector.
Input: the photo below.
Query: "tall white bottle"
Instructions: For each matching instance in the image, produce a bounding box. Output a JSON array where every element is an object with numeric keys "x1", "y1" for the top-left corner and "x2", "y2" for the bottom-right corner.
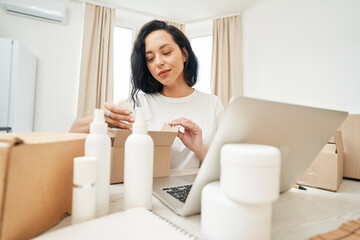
[
  {"x1": 85, "y1": 109, "x2": 111, "y2": 217},
  {"x1": 124, "y1": 108, "x2": 154, "y2": 210}
]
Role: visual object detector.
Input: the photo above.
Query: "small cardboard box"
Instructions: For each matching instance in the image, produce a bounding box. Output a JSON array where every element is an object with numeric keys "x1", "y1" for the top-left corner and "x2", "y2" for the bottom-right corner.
[
  {"x1": 109, "y1": 126, "x2": 177, "y2": 184},
  {"x1": 0, "y1": 132, "x2": 87, "y2": 240},
  {"x1": 338, "y1": 114, "x2": 360, "y2": 179},
  {"x1": 297, "y1": 131, "x2": 344, "y2": 191}
]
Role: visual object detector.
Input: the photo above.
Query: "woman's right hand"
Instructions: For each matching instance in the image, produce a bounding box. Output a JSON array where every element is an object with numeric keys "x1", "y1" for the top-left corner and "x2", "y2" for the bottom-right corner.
[{"x1": 103, "y1": 101, "x2": 135, "y2": 129}]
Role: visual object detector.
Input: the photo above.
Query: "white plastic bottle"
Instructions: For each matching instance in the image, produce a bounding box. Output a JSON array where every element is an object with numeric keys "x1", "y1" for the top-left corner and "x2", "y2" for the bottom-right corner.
[
  {"x1": 85, "y1": 109, "x2": 111, "y2": 217},
  {"x1": 124, "y1": 108, "x2": 154, "y2": 210}
]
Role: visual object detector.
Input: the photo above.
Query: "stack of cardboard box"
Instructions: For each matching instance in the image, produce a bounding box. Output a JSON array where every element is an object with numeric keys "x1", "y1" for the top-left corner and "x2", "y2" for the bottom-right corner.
[
  {"x1": 297, "y1": 131, "x2": 344, "y2": 191},
  {"x1": 298, "y1": 114, "x2": 360, "y2": 191},
  {"x1": 340, "y1": 114, "x2": 360, "y2": 180}
]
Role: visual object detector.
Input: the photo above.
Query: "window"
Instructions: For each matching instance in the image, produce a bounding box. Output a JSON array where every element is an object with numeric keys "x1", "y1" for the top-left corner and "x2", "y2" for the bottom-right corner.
[
  {"x1": 191, "y1": 36, "x2": 213, "y2": 94},
  {"x1": 113, "y1": 26, "x2": 132, "y2": 104}
]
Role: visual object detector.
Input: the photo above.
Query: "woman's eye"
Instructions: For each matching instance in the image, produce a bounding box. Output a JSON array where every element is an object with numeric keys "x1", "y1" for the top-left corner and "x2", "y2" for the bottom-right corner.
[
  {"x1": 164, "y1": 51, "x2": 171, "y2": 55},
  {"x1": 146, "y1": 58, "x2": 154, "y2": 62}
]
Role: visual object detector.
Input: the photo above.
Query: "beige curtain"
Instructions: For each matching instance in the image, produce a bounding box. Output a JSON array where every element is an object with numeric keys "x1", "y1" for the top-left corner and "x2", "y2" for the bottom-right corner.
[
  {"x1": 76, "y1": 3, "x2": 115, "y2": 118},
  {"x1": 211, "y1": 15, "x2": 243, "y2": 108},
  {"x1": 166, "y1": 20, "x2": 185, "y2": 33}
]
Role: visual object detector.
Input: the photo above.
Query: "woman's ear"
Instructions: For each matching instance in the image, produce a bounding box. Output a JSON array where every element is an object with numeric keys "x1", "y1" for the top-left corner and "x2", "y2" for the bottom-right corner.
[{"x1": 182, "y1": 47, "x2": 188, "y2": 63}]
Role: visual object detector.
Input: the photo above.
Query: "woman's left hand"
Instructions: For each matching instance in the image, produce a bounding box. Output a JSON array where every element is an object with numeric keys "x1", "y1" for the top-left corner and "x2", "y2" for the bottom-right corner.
[{"x1": 169, "y1": 118, "x2": 208, "y2": 162}]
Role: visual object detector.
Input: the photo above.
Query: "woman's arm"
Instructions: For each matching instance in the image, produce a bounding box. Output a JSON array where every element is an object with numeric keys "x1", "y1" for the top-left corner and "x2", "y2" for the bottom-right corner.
[{"x1": 69, "y1": 115, "x2": 93, "y2": 133}]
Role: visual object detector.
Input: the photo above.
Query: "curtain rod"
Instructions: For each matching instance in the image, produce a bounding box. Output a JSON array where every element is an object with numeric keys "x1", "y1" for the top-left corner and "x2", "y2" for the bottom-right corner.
[{"x1": 186, "y1": 12, "x2": 242, "y2": 24}]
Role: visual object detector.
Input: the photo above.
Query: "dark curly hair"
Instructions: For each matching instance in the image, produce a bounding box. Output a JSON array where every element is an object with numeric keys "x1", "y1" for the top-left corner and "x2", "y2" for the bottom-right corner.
[{"x1": 130, "y1": 20, "x2": 198, "y2": 107}]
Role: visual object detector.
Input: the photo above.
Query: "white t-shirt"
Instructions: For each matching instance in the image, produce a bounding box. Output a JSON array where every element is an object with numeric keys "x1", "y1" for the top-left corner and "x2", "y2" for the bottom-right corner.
[{"x1": 137, "y1": 90, "x2": 224, "y2": 169}]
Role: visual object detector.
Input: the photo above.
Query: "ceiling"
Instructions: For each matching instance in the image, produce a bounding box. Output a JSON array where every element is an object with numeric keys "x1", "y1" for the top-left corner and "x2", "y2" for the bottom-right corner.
[{"x1": 100, "y1": 0, "x2": 257, "y2": 23}]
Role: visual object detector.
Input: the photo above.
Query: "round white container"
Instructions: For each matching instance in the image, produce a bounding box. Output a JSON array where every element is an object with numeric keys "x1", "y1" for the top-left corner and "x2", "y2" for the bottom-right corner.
[
  {"x1": 201, "y1": 182, "x2": 272, "y2": 240},
  {"x1": 220, "y1": 144, "x2": 281, "y2": 204}
]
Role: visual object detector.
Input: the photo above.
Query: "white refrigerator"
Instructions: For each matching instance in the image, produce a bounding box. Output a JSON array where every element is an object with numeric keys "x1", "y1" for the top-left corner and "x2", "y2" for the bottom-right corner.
[{"x1": 0, "y1": 37, "x2": 37, "y2": 133}]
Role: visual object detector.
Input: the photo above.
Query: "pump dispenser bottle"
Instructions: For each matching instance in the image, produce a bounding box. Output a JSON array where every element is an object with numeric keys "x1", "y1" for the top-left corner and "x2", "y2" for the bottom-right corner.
[
  {"x1": 85, "y1": 109, "x2": 111, "y2": 217},
  {"x1": 124, "y1": 108, "x2": 154, "y2": 210}
]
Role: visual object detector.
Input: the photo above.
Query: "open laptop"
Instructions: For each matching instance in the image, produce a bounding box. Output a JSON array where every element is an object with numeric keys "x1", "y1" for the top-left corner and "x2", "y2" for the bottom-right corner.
[{"x1": 153, "y1": 96, "x2": 348, "y2": 216}]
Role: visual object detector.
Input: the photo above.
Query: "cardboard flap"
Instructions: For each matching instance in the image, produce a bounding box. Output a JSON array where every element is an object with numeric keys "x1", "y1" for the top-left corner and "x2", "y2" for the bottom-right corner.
[
  {"x1": 321, "y1": 143, "x2": 337, "y2": 154},
  {"x1": 112, "y1": 126, "x2": 178, "y2": 147},
  {"x1": 161, "y1": 123, "x2": 179, "y2": 132},
  {"x1": 0, "y1": 132, "x2": 87, "y2": 144},
  {"x1": 112, "y1": 130, "x2": 177, "y2": 146},
  {"x1": 333, "y1": 131, "x2": 344, "y2": 156},
  {"x1": 113, "y1": 130, "x2": 132, "y2": 147},
  {"x1": 148, "y1": 131, "x2": 177, "y2": 146},
  {"x1": 0, "y1": 136, "x2": 23, "y2": 146}
]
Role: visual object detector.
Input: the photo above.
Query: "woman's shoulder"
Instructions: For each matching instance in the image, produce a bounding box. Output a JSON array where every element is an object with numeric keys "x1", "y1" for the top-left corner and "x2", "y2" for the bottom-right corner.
[{"x1": 195, "y1": 90, "x2": 222, "y2": 103}]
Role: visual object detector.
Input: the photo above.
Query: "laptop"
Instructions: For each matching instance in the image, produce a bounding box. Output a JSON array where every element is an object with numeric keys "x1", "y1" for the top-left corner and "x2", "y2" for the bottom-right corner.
[{"x1": 153, "y1": 96, "x2": 348, "y2": 216}]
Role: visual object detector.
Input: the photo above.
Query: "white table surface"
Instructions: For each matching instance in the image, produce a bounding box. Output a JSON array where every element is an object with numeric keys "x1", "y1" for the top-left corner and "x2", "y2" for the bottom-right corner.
[{"x1": 45, "y1": 170, "x2": 360, "y2": 240}]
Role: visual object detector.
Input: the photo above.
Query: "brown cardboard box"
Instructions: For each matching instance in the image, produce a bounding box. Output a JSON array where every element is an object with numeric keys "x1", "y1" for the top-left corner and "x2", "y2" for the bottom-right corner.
[
  {"x1": 297, "y1": 131, "x2": 344, "y2": 191},
  {"x1": 338, "y1": 114, "x2": 360, "y2": 179},
  {"x1": 109, "y1": 127, "x2": 177, "y2": 184},
  {"x1": 0, "y1": 132, "x2": 87, "y2": 240}
]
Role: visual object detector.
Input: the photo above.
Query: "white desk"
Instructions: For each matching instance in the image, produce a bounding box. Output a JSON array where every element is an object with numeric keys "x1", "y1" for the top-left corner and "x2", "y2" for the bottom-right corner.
[{"x1": 46, "y1": 171, "x2": 360, "y2": 240}]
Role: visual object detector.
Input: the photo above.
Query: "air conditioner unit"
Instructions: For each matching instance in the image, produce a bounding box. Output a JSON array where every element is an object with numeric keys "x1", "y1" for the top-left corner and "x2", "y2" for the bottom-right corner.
[{"x1": 0, "y1": 0, "x2": 67, "y2": 24}]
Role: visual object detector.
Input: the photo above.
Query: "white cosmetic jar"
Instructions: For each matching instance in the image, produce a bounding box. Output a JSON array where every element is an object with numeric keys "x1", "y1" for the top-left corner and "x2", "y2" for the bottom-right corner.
[
  {"x1": 201, "y1": 181, "x2": 272, "y2": 240},
  {"x1": 220, "y1": 144, "x2": 281, "y2": 204}
]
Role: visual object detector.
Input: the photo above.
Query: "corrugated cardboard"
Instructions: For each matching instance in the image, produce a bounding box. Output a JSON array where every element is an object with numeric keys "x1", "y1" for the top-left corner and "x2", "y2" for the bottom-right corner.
[
  {"x1": 0, "y1": 132, "x2": 87, "y2": 240},
  {"x1": 338, "y1": 114, "x2": 360, "y2": 179},
  {"x1": 297, "y1": 131, "x2": 344, "y2": 191},
  {"x1": 109, "y1": 126, "x2": 178, "y2": 184}
]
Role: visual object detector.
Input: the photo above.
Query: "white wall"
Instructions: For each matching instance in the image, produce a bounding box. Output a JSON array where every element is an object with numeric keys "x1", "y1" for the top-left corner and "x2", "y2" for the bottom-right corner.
[
  {"x1": 0, "y1": 0, "x2": 84, "y2": 131},
  {"x1": 115, "y1": 9, "x2": 154, "y2": 38},
  {"x1": 186, "y1": 20, "x2": 212, "y2": 39},
  {"x1": 242, "y1": 0, "x2": 360, "y2": 113}
]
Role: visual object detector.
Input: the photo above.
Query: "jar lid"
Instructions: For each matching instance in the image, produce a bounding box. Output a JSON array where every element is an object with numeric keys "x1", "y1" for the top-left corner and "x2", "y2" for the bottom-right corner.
[
  {"x1": 221, "y1": 144, "x2": 281, "y2": 167},
  {"x1": 73, "y1": 156, "x2": 97, "y2": 185}
]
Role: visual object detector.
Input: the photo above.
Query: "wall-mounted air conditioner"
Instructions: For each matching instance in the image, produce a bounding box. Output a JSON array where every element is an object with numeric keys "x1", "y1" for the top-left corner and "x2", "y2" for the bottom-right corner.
[{"x1": 0, "y1": 0, "x2": 67, "y2": 24}]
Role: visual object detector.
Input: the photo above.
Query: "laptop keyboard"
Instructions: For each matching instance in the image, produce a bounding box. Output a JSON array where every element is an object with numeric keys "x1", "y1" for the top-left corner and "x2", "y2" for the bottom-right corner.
[{"x1": 162, "y1": 184, "x2": 192, "y2": 203}]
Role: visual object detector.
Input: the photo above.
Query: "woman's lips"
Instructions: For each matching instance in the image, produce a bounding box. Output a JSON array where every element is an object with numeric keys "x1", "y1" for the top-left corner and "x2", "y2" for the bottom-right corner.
[{"x1": 158, "y1": 69, "x2": 170, "y2": 77}]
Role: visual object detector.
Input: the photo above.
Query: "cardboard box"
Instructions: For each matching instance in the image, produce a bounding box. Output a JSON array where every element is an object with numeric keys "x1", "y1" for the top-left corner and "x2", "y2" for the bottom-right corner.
[
  {"x1": 297, "y1": 131, "x2": 344, "y2": 191},
  {"x1": 109, "y1": 127, "x2": 177, "y2": 184},
  {"x1": 0, "y1": 132, "x2": 87, "y2": 240},
  {"x1": 338, "y1": 114, "x2": 360, "y2": 179}
]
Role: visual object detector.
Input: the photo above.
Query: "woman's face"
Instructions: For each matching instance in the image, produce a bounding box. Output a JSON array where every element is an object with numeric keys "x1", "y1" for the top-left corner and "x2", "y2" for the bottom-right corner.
[{"x1": 145, "y1": 30, "x2": 187, "y2": 88}]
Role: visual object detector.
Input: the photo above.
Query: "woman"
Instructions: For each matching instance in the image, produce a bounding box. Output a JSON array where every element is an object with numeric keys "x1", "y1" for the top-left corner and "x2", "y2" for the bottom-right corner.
[{"x1": 70, "y1": 20, "x2": 224, "y2": 169}]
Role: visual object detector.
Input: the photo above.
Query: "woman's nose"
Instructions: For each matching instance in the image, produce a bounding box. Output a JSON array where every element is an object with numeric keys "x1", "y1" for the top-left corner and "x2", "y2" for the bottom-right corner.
[{"x1": 155, "y1": 56, "x2": 164, "y2": 67}]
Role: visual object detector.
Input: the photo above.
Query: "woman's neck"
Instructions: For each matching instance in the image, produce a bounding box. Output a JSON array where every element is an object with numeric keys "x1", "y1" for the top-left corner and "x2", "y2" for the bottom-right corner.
[{"x1": 161, "y1": 82, "x2": 194, "y2": 98}]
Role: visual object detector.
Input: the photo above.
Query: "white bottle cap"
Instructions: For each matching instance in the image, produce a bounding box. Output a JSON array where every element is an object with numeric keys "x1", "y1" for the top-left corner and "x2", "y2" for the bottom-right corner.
[
  {"x1": 132, "y1": 108, "x2": 148, "y2": 134},
  {"x1": 73, "y1": 156, "x2": 96, "y2": 186},
  {"x1": 90, "y1": 109, "x2": 108, "y2": 135}
]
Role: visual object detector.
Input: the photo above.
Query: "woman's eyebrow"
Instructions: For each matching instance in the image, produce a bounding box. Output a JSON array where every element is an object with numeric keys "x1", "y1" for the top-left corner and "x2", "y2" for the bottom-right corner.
[{"x1": 145, "y1": 44, "x2": 171, "y2": 54}]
